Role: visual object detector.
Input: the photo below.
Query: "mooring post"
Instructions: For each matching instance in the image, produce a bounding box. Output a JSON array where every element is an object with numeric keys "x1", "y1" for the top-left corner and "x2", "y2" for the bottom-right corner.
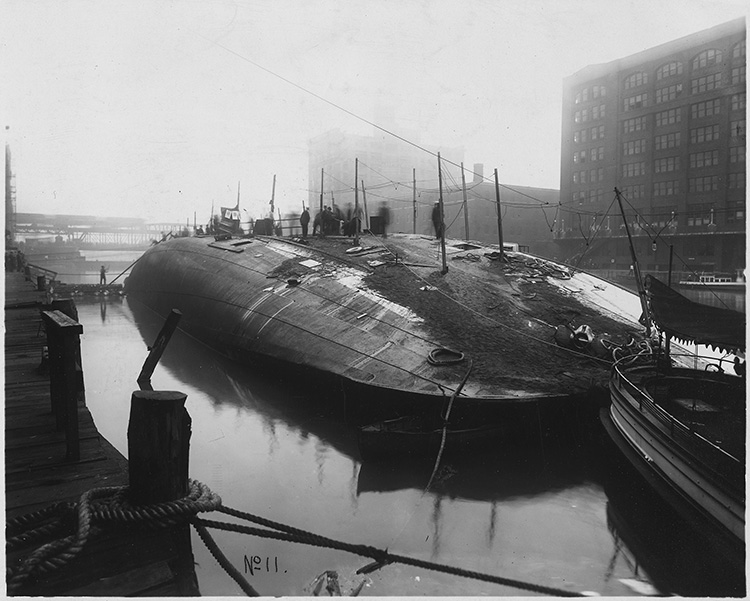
[
  {"x1": 42, "y1": 309, "x2": 84, "y2": 460},
  {"x1": 127, "y1": 390, "x2": 191, "y2": 505}
]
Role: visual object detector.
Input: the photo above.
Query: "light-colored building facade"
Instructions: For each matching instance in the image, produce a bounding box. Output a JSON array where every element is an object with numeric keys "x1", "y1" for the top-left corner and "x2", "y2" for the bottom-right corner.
[{"x1": 558, "y1": 18, "x2": 746, "y2": 280}]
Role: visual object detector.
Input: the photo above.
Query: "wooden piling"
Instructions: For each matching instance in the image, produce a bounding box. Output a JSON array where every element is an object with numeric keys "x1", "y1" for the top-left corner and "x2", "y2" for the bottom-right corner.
[
  {"x1": 41, "y1": 309, "x2": 84, "y2": 461},
  {"x1": 127, "y1": 390, "x2": 191, "y2": 505}
]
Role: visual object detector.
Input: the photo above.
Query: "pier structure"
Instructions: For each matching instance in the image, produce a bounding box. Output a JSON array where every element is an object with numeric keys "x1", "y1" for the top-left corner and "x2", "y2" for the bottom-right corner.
[
  {"x1": 13, "y1": 212, "x2": 186, "y2": 248},
  {"x1": 4, "y1": 272, "x2": 200, "y2": 595}
]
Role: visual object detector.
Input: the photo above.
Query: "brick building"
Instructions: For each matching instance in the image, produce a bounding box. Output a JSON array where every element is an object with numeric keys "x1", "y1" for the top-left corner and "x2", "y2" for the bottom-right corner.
[{"x1": 558, "y1": 18, "x2": 746, "y2": 281}]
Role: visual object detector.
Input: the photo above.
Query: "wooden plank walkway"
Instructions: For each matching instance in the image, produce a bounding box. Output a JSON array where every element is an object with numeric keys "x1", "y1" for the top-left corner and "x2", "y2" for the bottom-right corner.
[{"x1": 5, "y1": 273, "x2": 200, "y2": 596}]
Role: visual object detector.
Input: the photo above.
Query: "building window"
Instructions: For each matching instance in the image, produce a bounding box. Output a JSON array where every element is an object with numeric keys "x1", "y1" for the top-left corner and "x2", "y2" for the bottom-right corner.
[
  {"x1": 592, "y1": 104, "x2": 606, "y2": 120},
  {"x1": 653, "y1": 180, "x2": 679, "y2": 196},
  {"x1": 623, "y1": 93, "x2": 648, "y2": 111},
  {"x1": 688, "y1": 175, "x2": 720, "y2": 192},
  {"x1": 731, "y1": 119, "x2": 745, "y2": 139},
  {"x1": 623, "y1": 139, "x2": 647, "y2": 155},
  {"x1": 691, "y1": 73, "x2": 722, "y2": 94},
  {"x1": 622, "y1": 116, "x2": 647, "y2": 133},
  {"x1": 730, "y1": 146, "x2": 745, "y2": 164},
  {"x1": 573, "y1": 171, "x2": 579, "y2": 183},
  {"x1": 592, "y1": 85, "x2": 606, "y2": 98},
  {"x1": 732, "y1": 65, "x2": 746, "y2": 85},
  {"x1": 589, "y1": 146, "x2": 604, "y2": 161},
  {"x1": 731, "y1": 93, "x2": 746, "y2": 111},
  {"x1": 655, "y1": 108, "x2": 681, "y2": 126},
  {"x1": 581, "y1": 170, "x2": 588, "y2": 184},
  {"x1": 624, "y1": 71, "x2": 648, "y2": 89},
  {"x1": 728, "y1": 172, "x2": 746, "y2": 189},
  {"x1": 692, "y1": 49, "x2": 723, "y2": 70},
  {"x1": 727, "y1": 200, "x2": 744, "y2": 223},
  {"x1": 581, "y1": 108, "x2": 589, "y2": 122},
  {"x1": 733, "y1": 40, "x2": 746, "y2": 59},
  {"x1": 655, "y1": 157, "x2": 680, "y2": 173},
  {"x1": 691, "y1": 99, "x2": 720, "y2": 118},
  {"x1": 690, "y1": 124, "x2": 719, "y2": 143},
  {"x1": 654, "y1": 132, "x2": 680, "y2": 150},
  {"x1": 689, "y1": 150, "x2": 719, "y2": 168},
  {"x1": 687, "y1": 204, "x2": 713, "y2": 227},
  {"x1": 574, "y1": 111, "x2": 581, "y2": 123},
  {"x1": 657, "y1": 61, "x2": 684, "y2": 80},
  {"x1": 591, "y1": 124, "x2": 605, "y2": 139},
  {"x1": 622, "y1": 184, "x2": 645, "y2": 199},
  {"x1": 622, "y1": 162, "x2": 645, "y2": 178},
  {"x1": 582, "y1": 88, "x2": 589, "y2": 102},
  {"x1": 656, "y1": 84, "x2": 683, "y2": 104}
]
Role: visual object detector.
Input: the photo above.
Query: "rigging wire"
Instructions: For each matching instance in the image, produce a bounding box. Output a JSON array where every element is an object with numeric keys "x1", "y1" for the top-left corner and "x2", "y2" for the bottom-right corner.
[{"x1": 189, "y1": 30, "x2": 556, "y2": 207}]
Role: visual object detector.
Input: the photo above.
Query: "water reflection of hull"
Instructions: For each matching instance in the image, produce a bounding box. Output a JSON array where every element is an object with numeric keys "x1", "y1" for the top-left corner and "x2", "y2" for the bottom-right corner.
[
  {"x1": 127, "y1": 296, "x2": 360, "y2": 461},
  {"x1": 357, "y1": 442, "x2": 591, "y2": 501},
  {"x1": 357, "y1": 415, "x2": 507, "y2": 461}
]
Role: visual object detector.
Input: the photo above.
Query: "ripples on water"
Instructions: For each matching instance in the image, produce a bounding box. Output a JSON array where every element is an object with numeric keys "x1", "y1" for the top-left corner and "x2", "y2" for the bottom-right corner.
[{"x1": 73, "y1": 295, "x2": 745, "y2": 597}]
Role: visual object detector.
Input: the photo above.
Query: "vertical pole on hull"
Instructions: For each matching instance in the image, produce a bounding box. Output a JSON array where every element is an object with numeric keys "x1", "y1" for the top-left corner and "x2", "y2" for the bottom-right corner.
[
  {"x1": 461, "y1": 162, "x2": 470, "y2": 241},
  {"x1": 437, "y1": 152, "x2": 448, "y2": 274},
  {"x1": 412, "y1": 168, "x2": 417, "y2": 235},
  {"x1": 668, "y1": 244, "x2": 674, "y2": 288},
  {"x1": 274, "y1": 174, "x2": 276, "y2": 219},
  {"x1": 361, "y1": 180, "x2": 369, "y2": 231},
  {"x1": 615, "y1": 187, "x2": 651, "y2": 335},
  {"x1": 494, "y1": 168, "x2": 504, "y2": 262},
  {"x1": 319, "y1": 168, "x2": 324, "y2": 214},
  {"x1": 354, "y1": 157, "x2": 360, "y2": 246}
]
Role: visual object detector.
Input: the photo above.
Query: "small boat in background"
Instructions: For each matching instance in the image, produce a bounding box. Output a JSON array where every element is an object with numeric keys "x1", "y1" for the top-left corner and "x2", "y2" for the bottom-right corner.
[
  {"x1": 677, "y1": 272, "x2": 746, "y2": 291},
  {"x1": 602, "y1": 274, "x2": 745, "y2": 561}
]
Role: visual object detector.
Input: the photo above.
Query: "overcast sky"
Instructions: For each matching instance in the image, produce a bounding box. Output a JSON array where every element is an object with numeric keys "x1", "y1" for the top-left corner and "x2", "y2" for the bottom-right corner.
[{"x1": 2, "y1": 0, "x2": 746, "y2": 224}]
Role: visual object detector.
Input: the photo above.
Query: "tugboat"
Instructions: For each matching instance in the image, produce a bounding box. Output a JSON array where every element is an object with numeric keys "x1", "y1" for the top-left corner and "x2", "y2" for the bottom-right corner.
[{"x1": 601, "y1": 189, "x2": 745, "y2": 565}]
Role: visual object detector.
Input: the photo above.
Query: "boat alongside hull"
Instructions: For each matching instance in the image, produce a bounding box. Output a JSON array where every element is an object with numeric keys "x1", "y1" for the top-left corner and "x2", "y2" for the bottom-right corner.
[{"x1": 606, "y1": 362, "x2": 745, "y2": 557}]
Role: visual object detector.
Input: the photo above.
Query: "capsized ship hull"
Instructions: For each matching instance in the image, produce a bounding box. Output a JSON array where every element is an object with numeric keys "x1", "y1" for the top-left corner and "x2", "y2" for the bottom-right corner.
[{"x1": 125, "y1": 234, "x2": 645, "y2": 421}]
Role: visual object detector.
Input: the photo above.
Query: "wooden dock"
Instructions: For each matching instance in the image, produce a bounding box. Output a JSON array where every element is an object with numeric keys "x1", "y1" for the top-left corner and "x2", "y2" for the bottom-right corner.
[{"x1": 5, "y1": 272, "x2": 200, "y2": 596}]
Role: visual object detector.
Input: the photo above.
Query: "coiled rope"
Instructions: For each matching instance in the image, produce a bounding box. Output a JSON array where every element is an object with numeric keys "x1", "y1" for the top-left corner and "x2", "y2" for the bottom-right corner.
[
  {"x1": 6, "y1": 479, "x2": 221, "y2": 594},
  {"x1": 8, "y1": 479, "x2": 584, "y2": 597}
]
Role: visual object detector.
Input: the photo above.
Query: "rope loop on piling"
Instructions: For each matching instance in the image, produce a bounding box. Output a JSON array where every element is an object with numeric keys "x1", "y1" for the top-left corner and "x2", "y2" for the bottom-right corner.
[{"x1": 6, "y1": 479, "x2": 221, "y2": 594}]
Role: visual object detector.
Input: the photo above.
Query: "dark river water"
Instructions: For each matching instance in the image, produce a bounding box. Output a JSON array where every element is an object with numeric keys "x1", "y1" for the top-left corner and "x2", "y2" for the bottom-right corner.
[{"x1": 68, "y1": 285, "x2": 745, "y2": 597}]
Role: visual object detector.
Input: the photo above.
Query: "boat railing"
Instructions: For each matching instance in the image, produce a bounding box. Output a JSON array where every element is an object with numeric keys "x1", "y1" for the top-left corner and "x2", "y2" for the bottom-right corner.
[{"x1": 611, "y1": 357, "x2": 744, "y2": 472}]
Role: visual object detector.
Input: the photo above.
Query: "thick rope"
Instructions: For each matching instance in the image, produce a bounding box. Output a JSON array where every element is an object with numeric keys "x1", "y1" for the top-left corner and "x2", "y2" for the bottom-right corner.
[
  {"x1": 6, "y1": 479, "x2": 222, "y2": 594},
  {"x1": 8, "y1": 478, "x2": 585, "y2": 597},
  {"x1": 194, "y1": 514, "x2": 583, "y2": 597},
  {"x1": 193, "y1": 521, "x2": 260, "y2": 596}
]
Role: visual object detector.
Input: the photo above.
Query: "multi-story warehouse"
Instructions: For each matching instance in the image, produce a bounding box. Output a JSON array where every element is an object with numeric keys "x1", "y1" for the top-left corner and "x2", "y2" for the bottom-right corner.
[
  {"x1": 307, "y1": 124, "x2": 464, "y2": 214},
  {"x1": 308, "y1": 126, "x2": 559, "y2": 255},
  {"x1": 558, "y1": 18, "x2": 746, "y2": 281}
]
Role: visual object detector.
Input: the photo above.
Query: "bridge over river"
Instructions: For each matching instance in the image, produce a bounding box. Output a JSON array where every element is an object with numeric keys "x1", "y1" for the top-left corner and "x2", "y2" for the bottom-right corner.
[{"x1": 14, "y1": 212, "x2": 187, "y2": 247}]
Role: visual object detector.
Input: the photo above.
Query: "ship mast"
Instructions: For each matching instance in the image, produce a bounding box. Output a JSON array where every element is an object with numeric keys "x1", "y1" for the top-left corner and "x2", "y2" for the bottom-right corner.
[
  {"x1": 615, "y1": 187, "x2": 651, "y2": 335},
  {"x1": 437, "y1": 152, "x2": 447, "y2": 274}
]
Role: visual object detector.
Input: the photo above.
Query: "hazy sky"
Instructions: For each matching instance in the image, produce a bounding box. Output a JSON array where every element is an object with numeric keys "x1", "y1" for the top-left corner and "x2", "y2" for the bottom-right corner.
[{"x1": 2, "y1": 0, "x2": 746, "y2": 224}]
